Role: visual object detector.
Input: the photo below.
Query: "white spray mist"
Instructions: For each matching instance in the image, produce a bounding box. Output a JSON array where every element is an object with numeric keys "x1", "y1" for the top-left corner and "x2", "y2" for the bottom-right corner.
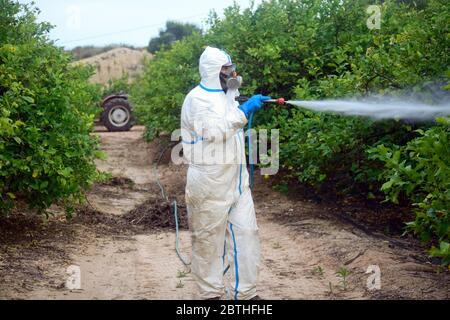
[{"x1": 287, "y1": 97, "x2": 450, "y2": 121}]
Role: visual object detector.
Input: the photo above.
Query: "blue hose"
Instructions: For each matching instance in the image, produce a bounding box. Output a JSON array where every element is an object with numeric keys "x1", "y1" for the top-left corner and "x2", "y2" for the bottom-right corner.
[
  {"x1": 248, "y1": 112, "x2": 255, "y2": 189},
  {"x1": 154, "y1": 145, "x2": 191, "y2": 268},
  {"x1": 173, "y1": 200, "x2": 190, "y2": 267},
  {"x1": 221, "y1": 113, "x2": 254, "y2": 278}
]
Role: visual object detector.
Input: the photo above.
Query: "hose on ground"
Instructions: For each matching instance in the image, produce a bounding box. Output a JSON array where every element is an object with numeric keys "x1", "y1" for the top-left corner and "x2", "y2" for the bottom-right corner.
[{"x1": 153, "y1": 142, "x2": 191, "y2": 268}]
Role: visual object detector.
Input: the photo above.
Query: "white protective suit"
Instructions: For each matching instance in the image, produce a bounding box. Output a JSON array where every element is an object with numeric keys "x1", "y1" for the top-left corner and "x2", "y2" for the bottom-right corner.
[{"x1": 181, "y1": 47, "x2": 261, "y2": 300}]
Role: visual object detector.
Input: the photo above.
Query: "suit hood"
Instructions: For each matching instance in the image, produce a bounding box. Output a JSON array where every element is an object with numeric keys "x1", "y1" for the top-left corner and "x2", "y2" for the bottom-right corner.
[{"x1": 199, "y1": 46, "x2": 232, "y2": 91}]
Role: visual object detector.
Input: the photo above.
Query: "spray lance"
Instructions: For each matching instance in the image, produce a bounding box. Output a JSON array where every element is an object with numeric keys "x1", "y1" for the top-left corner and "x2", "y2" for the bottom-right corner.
[{"x1": 236, "y1": 96, "x2": 287, "y2": 106}]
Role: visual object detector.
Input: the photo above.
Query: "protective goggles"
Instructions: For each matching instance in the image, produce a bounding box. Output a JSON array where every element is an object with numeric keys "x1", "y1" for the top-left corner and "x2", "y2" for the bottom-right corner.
[{"x1": 221, "y1": 64, "x2": 236, "y2": 76}]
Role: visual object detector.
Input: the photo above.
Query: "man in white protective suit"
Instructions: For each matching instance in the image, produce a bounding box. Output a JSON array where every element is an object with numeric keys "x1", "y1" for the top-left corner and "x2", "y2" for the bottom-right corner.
[{"x1": 181, "y1": 46, "x2": 271, "y2": 300}]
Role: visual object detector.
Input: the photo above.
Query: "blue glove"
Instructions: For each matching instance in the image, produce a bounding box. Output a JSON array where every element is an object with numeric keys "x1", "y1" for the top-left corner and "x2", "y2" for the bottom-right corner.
[{"x1": 239, "y1": 95, "x2": 272, "y2": 118}]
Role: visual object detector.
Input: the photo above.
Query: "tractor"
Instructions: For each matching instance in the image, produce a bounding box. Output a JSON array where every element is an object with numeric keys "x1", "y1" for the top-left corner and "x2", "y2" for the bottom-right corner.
[{"x1": 100, "y1": 93, "x2": 135, "y2": 132}]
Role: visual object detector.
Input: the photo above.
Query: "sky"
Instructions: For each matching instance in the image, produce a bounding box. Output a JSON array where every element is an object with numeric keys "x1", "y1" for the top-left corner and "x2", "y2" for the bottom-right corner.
[{"x1": 18, "y1": 0, "x2": 262, "y2": 49}]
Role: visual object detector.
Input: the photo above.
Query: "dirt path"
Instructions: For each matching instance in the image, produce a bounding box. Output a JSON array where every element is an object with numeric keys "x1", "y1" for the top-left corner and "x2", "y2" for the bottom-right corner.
[{"x1": 0, "y1": 126, "x2": 448, "y2": 300}]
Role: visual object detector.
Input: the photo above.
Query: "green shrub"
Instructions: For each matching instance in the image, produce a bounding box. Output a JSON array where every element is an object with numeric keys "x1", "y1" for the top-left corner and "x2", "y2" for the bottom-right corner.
[
  {"x1": 102, "y1": 73, "x2": 131, "y2": 97},
  {"x1": 0, "y1": 1, "x2": 103, "y2": 217},
  {"x1": 369, "y1": 121, "x2": 450, "y2": 265}
]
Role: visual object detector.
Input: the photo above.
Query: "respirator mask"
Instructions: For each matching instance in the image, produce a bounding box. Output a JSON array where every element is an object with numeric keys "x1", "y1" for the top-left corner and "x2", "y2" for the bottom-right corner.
[{"x1": 220, "y1": 64, "x2": 243, "y2": 92}]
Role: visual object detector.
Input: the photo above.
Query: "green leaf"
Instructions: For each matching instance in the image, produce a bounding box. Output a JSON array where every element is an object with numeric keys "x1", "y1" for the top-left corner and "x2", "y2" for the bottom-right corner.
[
  {"x1": 22, "y1": 96, "x2": 34, "y2": 104},
  {"x1": 381, "y1": 179, "x2": 394, "y2": 191},
  {"x1": 440, "y1": 241, "x2": 450, "y2": 253}
]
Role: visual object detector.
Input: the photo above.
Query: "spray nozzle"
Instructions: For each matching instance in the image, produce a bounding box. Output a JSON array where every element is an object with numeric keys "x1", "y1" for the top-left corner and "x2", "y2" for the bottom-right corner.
[{"x1": 265, "y1": 98, "x2": 286, "y2": 105}]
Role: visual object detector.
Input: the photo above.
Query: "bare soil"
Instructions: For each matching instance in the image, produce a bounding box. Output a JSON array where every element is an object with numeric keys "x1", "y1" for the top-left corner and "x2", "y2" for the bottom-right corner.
[{"x1": 0, "y1": 126, "x2": 448, "y2": 300}]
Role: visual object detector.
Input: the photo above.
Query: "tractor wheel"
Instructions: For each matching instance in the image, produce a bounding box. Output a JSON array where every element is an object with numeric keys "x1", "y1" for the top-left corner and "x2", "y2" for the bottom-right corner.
[{"x1": 101, "y1": 98, "x2": 134, "y2": 132}]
